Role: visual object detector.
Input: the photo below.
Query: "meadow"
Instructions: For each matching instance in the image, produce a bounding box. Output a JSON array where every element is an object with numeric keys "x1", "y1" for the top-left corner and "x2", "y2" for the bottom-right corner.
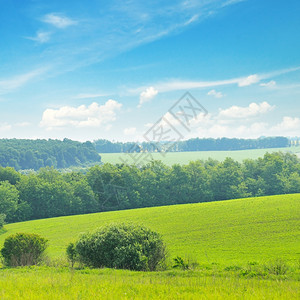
[
  {"x1": 100, "y1": 146, "x2": 300, "y2": 165},
  {"x1": 1, "y1": 194, "x2": 299, "y2": 299},
  {"x1": 0, "y1": 267, "x2": 299, "y2": 299},
  {"x1": 1, "y1": 194, "x2": 299, "y2": 265}
]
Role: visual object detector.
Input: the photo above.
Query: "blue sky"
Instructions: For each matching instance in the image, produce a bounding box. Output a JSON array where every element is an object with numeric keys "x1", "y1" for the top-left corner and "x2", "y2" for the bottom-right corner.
[{"x1": 0, "y1": 0, "x2": 299, "y2": 142}]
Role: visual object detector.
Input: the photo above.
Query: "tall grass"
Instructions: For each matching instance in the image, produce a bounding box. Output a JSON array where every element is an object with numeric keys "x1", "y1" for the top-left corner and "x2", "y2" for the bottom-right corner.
[{"x1": 0, "y1": 267, "x2": 299, "y2": 300}]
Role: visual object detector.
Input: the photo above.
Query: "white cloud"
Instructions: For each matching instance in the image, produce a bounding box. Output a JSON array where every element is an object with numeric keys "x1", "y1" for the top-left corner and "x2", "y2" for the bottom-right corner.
[
  {"x1": 183, "y1": 101, "x2": 279, "y2": 139},
  {"x1": 130, "y1": 66, "x2": 300, "y2": 95},
  {"x1": 207, "y1": 89, "x2": 223, "y2": 98},
  {"x1": 42, "y1": 13, "x2": 77, "y2": 28},
  {"x1": 260, "y1": 80, "x2": 276, "y2": 88},
  {"x1": 272, "y1": 116, "x2": 300, "y2": 132},
  {"x1": 184, "y1": 14, "x2": 199, "y2": 25},
  {"x1": 124, "y1": 127, "x2": 137, "y2": 135},
  {"x1": 0, "y1": 68, "x2": 48, "y2": 95},
  {"x1": 218, "y1": 101, "x2": 274, "y2": 119},
  {"x1": 40, "y1": 100, "x2": 122, "y2": 130},
  {"x1": 140, "y1": 98, "x2": 299, "y2": 140},
  {"x1": 238, "y1": 74, "x2": 259, "y2": 87},
  {"x1": 138, "y1": 86, "x2": 158, "y2": 107},
  {"x1": 25, "y1": 31, "x2": 51, "y2": 43},
  {"x1": 0, "y1": 123, "x2": 11, "y2": 132}
]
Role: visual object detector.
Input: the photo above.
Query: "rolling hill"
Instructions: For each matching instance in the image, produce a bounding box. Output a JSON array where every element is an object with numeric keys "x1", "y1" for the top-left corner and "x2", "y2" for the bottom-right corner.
[{"x1": 1, "y1": 194, "x2": 299, "y2": 265}]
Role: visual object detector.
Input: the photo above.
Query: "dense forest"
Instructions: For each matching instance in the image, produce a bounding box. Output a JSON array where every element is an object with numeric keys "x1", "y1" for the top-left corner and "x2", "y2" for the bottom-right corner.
[
  {"x1": 1, "y1": 152, "x2": 300, "y2": 224},
  {"x1": 0, "y1": 137, "x2": 291, "y2": 171},
  {"x1": 0, "y1": 139, "x2": 101, "y2": 170},
  {"x1": 94, "y1": 137, "x2": 290, "y2": 153}
]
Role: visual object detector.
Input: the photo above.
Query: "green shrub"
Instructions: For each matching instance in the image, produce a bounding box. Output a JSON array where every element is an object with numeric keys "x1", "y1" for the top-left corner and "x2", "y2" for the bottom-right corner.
[
  {"x1": 66, "y1": 242, "x2": 77, "y2": 268},
  {"x1": 172, "y1": 256, "x2": 189, "y2": 270},
  {"x1": 265, "y1": 259, "x2": 289, "y2": 275},
  {"x1": 1, "y1": 233, "x2": 48, "y2": 266},
  {"x1": 75, "y1": 223, "x2": 166, "y2": 271}
]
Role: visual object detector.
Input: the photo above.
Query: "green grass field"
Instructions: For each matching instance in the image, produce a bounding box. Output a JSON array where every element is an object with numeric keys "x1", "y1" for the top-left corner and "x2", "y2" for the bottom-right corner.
[
  {"x1": 1, "y1": 194, "x2": 299, "y2": 265},
  {"x1": 1, "y1": 194, "x2": 300, "y2": 299},
  {"x1": 0, "y1": 267, "x2": 299, "y2": 299},
  {"x1": 100, "y1": 146, "x2": 300, "y2": 165}
]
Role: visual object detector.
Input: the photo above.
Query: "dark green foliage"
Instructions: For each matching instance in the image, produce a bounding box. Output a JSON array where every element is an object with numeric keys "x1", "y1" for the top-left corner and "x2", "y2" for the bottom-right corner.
[
  {"x1": 1, "y1": 233, "x2": 48, "y2": 266},
  {"x1": 75, "y1": 223, "x2": 166, "y2": 271},
  {"x1": 0, "y1": 181, "x2": 19, "y2": 222},
  {"x1": 0, "y1": 138, "x2": 101, "y2": 170},
  {"x1": 172, "y1": 256, "x2": 190, "y2": 270},
  {"x1": 0, "y1": 167, "x2": 21, "y2": 185},
  {"x1": 66, "y1": 243, "x2": 77, "y2": 268},
  {"x1": 2, "y1": 151, "x2": 300, "y2": 224},
  {"x1": 0, "y1": 214, "x2": 5, "y2": 228},
  {"x1": 94, "y1": 137, "x2": 289, "y2": 153}
]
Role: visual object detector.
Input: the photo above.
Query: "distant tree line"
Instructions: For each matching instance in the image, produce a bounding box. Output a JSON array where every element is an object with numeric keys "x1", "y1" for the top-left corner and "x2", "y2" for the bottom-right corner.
[
  {"x1": 94, "y1": 137, "x2": 289, "y2": 153},
  {"x1": 1, "y1": 152, "x2": 300, "y2": 224},
  {"x1": 0, "y1": 138, "x2": 289, "y2": 171},
  {"x1": 0, "y1": 138, "x2": 101, "y2": 170}
]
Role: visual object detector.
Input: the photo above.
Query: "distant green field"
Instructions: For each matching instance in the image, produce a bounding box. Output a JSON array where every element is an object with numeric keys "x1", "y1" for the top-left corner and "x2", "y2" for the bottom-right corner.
[
  {"x1": 100, "y1": 146, "x2": 300, "y2": 165},
  {"x1": 1, "y1": 194, "x2": 299, "y2": 265}
]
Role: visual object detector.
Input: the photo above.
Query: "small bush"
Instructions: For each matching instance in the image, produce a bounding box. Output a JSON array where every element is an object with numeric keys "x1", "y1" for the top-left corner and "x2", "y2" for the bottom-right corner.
[
  {"x1": 1, "y1": 233, "x2": 48, "y2": 266},
  {"x1": 265, "y1": 259, "x2": 289, "y2": 275},
  {"x1": 75, "y1": 223, "x2": 166, "y2": 271},
  {"x1": 172, "y1": 256, "x2": 189, "y2": 270},
  {"x1": 66, "y1": 242, "x2": 77, "y2": 268}
]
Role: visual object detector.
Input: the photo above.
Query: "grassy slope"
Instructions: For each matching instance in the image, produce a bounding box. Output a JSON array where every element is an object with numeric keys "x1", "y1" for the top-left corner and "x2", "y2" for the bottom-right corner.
[
  {"x1": 100, "y1": 146, "x2": 300, "y2": 165},
  {"x1": 1, "y1": 194, "x2": 299, "y2": 265}
]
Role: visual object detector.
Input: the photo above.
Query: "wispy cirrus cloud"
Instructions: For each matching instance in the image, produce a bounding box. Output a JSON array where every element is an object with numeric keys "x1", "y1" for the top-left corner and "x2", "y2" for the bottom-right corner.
[
  {"x1": 0, "y1": 68, "x2": 49, "y2": 95},
  {"x1": 21, "y1": 1, "x2": 249, "y2": 75},
  {"x1": 25, "y1": 31, "x2": 51, "y2": 43},
  {"x1": 129, "y1": 66, "x2": 300, "y2": 95},
  {"x1": 42, "y1": 13, "x2": 77, "y2": 28},
  {"x1": 260, "y1": 80, "x2": 276, "y2": 88}
]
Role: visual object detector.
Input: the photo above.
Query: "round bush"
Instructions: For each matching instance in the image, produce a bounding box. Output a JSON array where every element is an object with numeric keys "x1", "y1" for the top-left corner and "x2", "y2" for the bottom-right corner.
[
  {"x1": 1, "y1": 232, "x2": 48, "y2": 266},
  {"x1": 75, "y1": 223, "x2": 166, "y2": 271}
]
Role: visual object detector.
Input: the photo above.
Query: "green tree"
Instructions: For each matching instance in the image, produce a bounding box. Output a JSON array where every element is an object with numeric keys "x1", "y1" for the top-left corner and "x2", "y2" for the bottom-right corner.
[
  {"x1": 0, "y1": 166, "x2": 21, "y2": 185},
  {"x1": 211, "y1": 158, "x2": 249, "y2": 200},
  {"x1": 0, "y1": 181, "x2": 19, "y2": 221}
]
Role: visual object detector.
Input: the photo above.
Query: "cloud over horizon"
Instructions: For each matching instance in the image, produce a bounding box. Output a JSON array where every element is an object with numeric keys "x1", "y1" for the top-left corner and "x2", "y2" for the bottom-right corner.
[{"x1": 40, "y1": 100, "x2": 122, "y2": 130}]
